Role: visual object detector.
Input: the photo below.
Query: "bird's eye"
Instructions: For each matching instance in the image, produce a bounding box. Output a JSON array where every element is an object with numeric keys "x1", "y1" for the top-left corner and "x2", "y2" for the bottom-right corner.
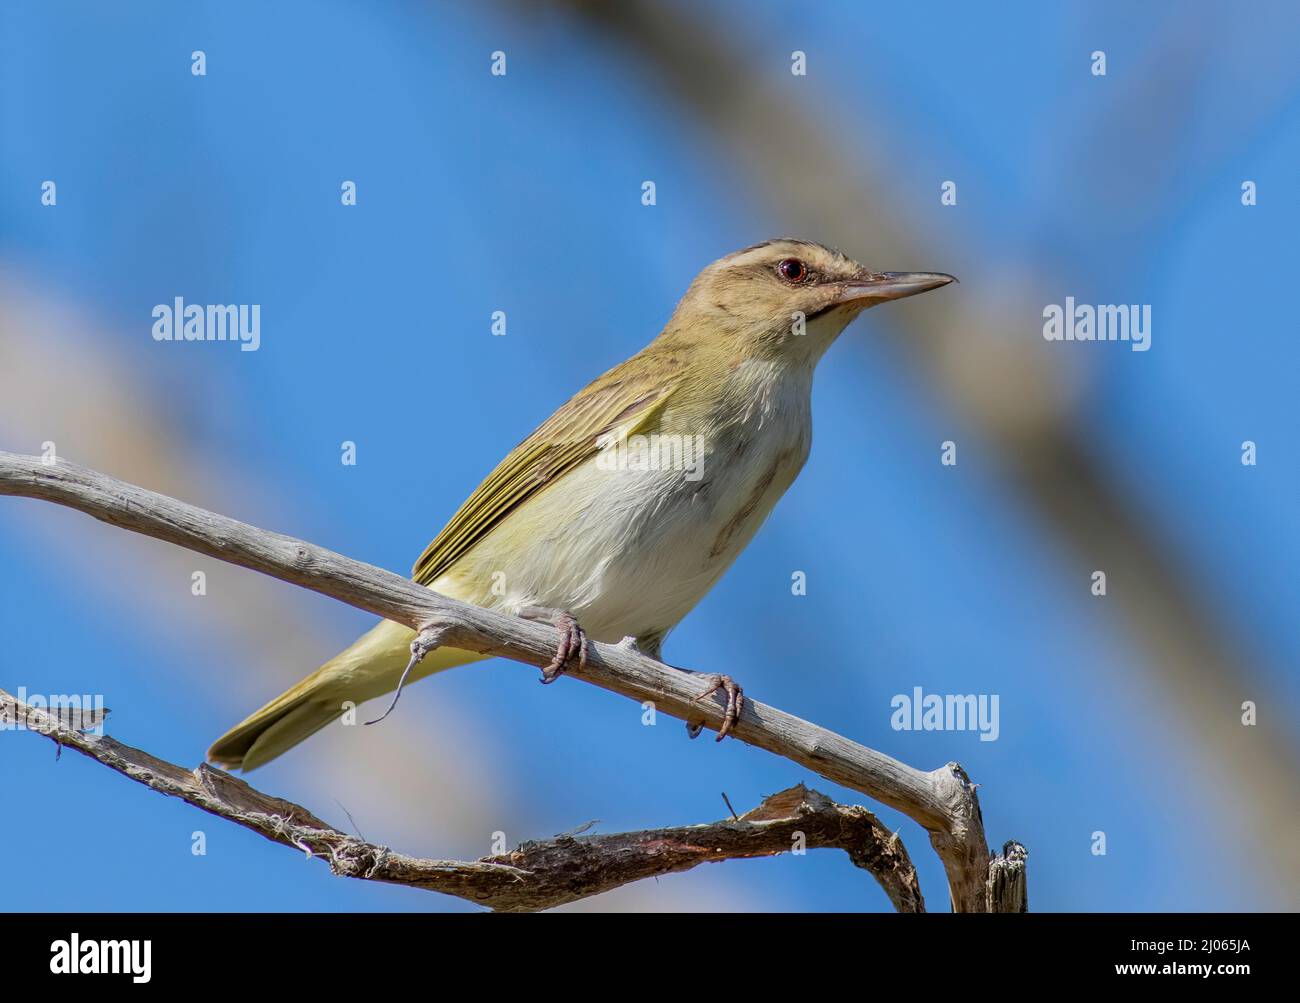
[{"x1": 778, "y1": 258, "x2": 808, "y2": 283}]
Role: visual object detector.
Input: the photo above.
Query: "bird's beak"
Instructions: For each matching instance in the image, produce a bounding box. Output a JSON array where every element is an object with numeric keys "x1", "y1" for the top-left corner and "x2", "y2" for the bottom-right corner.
[{"x1": 833, "y1": 271, "x2": 957, "y2": 305}]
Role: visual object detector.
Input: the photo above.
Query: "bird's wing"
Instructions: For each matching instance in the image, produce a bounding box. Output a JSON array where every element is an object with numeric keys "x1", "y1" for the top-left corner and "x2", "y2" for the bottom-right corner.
[{"x1": 411, "y1": 349, "x2": 686, "y2": 587}]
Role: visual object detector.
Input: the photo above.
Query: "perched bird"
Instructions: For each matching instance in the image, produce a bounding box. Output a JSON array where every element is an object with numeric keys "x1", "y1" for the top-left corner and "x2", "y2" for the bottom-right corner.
[{"x1": 208, "y1": 239, "x2": 954, "y2": 770}]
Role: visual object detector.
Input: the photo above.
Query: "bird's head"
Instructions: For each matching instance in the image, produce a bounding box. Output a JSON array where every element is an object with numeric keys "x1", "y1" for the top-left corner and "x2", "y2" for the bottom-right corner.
[{"x1": 666, "y1": 238, "x2": 955, "y2": 366}]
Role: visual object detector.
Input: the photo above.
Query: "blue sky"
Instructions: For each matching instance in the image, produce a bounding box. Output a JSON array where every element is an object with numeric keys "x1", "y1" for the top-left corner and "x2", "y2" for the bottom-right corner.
[{"x1": 2, "y1": 1, "x2": 1297, "y2": 912}]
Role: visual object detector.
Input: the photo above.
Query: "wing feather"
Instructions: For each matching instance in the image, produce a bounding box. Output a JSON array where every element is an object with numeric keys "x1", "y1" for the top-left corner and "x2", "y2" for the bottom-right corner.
[{"x1": 411, "y1": 351, "x2": 685, "y2": 586}]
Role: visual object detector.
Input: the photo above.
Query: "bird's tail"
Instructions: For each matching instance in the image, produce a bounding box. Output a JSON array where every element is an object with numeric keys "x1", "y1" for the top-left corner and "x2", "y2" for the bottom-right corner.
[{"x1": 206, "y1": 618, "x2": 486, "y2": 771}]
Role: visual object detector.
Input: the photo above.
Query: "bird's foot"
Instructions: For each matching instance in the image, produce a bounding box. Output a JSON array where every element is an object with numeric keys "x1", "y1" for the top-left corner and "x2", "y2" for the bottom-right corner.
[
  {"x1": 686, "y1": 673, "x2": 745, "y2": 742},
  {"x1": 518, "y1": 606, "x2": 588, "y2": 684}
]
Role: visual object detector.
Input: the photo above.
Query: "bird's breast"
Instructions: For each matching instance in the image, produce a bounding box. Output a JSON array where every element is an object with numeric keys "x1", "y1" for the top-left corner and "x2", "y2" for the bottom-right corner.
[{"x1": 440, "y1": 364, "x2": 814, "y2": 644}]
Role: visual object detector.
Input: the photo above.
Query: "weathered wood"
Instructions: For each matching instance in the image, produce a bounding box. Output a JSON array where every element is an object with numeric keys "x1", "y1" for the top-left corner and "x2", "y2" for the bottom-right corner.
[
  {"x1": 2, "y1": 689, "x2": 923, "y2": 912},
  {"x1": 987, "y1": 841, "x2": 1029, "y2": 913},
  {"x1": 0, "y1": 451, "x2": 1021, "y2": 910}
]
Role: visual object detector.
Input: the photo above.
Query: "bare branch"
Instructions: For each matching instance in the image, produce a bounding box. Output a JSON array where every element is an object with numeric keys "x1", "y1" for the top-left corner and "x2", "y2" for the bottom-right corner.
[
  {"x1": 1, "y1": 688, "x2": 924, "y2": 912},
  {"x1": 0, "y1": 451, "x2": 1013, "y2": 910}
]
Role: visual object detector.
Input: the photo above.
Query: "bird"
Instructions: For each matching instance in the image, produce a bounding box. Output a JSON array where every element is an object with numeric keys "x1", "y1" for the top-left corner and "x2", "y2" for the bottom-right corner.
[{"x1": 207, "y1": 239, "x2": 955, "y2": 770}]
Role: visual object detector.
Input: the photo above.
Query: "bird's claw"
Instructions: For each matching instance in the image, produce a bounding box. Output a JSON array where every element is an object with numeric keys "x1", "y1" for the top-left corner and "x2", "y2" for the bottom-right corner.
[
  {"x1": 687, "y1": 673, "x2": 745, "y2": 741},
  {"x1": 540, "y1": 610, "x2": 587, "y2": 684}
]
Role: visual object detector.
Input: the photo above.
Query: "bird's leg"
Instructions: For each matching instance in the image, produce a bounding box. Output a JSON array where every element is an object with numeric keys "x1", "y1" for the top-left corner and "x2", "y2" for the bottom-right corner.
[
  {"x1": 615, "y1": 634, "x2": 744, "y2": 742},
  {"x1": 686, "y1": 673, "x2": 745, "y2": 742},
  {"x1": 517, "y1": 606, "x2": 588, "y2": 684}
]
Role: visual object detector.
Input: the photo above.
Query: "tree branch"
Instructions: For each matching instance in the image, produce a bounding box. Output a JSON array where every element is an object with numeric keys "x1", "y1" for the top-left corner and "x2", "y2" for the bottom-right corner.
[
  {"x1": 2, "y1": 687, "x2": 924, "y2": 912},
  {"x1": 0, "y1": 451, "x2": 1018, "y2": 911}
]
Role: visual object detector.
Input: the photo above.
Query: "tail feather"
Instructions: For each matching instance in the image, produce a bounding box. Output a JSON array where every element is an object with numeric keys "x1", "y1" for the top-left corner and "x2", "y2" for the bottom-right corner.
[{"x1": 207, "y1": 618, "x2": 485, "y2": 771}]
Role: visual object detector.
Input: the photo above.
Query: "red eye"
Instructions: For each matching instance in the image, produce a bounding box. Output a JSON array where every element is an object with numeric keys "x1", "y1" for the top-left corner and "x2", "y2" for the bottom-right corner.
[{"x1": 778, "y1": 258, "x2": 808, "y2": 282}]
